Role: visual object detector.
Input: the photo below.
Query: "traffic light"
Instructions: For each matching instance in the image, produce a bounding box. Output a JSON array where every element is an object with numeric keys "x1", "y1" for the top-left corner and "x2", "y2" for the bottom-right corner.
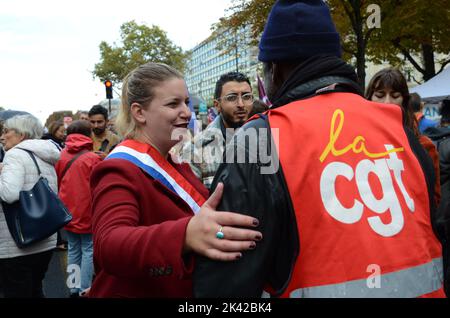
[{"x1": 105, "y1": 80, "x2": 113, "y2": 99}]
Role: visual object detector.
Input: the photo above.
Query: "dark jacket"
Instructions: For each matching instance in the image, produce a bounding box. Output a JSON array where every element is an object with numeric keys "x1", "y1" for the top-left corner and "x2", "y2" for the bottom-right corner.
[
  {"x1": 424, "y1": 126, "x2": 450, "y2": 150},
  {"x1": 193, "y1": 56, "x2": 450, "y2": 297},
  {"x1": 440, "y1": 138, "x2": 450, "y2": 186},
  {"x1": 425, "y1": 126, "x2": 450, "y2": 248},
  {"x1": 42, "y1": 133, "x2": 64, "y2": 151},
  {"x1": 424, "y1": 127, "x2": 450, "y2": 185},
  {"x1": 424, "y1": 126, "x2": 450, "y2": 186},
  {"x1": 438, "y1": 138, "x2": 450, "y2": 262},
  {"x1": 0, "y1": 145, "x2": 4, "y2": 162}
]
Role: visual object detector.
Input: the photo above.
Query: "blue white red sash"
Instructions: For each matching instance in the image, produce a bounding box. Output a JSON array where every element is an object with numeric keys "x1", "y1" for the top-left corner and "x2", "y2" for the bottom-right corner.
[{"x1": 107, "y1": 139, "x2": 206, "y2": 214}]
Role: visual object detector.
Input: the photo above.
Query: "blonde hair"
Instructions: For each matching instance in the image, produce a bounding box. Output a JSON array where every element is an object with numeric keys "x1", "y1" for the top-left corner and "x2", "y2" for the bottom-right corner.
[{"x1": 115, "y1": 62, "x2": 184, "y2": 139}]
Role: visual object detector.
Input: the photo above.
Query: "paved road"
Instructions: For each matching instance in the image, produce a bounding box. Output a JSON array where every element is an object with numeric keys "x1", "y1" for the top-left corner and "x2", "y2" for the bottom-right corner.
[
  {"x1": 43, "y1": 249, "x2": 70, "y2": 298},
  {"x1": 0, "y1": 248, "x2": 69, "y2": 298}
]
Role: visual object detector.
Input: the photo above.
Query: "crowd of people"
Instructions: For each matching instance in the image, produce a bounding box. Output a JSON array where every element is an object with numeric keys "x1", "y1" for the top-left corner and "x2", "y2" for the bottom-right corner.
[
  {"x1": 0, "y1": 104, "x2": 121, "y2": 297},
  {"x1": 0, "y1": 0, "x2": 449, "y2": 298}
]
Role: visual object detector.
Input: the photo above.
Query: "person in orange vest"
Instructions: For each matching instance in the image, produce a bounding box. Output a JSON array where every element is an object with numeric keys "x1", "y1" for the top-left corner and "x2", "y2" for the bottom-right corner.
[{"x1": 193, "y1": 0, "x2": 449, "y2": 298}]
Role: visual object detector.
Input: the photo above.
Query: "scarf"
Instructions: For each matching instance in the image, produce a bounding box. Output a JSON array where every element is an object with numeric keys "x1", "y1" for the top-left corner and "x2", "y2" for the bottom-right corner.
[
  {"x1": 271, "y1": 55, "x2": 362, "y2": 108},
  {"x1": 107, "y1": 139, "x2": 206, "y2": 214}
]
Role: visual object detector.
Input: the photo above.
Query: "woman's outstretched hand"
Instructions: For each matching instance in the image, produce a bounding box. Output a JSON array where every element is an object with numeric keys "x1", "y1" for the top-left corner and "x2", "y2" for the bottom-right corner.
[{"x1": 185, "y1": 183, "x2": 262, "y2": 261}]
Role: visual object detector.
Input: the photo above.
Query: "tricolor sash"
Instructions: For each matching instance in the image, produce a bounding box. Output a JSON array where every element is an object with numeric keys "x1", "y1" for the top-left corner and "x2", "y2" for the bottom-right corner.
[{"x1": 107, "y1": 139, "x2": 206, "y2": 214}]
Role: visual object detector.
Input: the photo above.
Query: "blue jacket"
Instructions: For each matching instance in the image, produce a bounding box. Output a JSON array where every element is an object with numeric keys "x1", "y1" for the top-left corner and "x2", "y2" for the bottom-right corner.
[{"x1": 418, "y1": 113, "x2": 438, "y2": 134}]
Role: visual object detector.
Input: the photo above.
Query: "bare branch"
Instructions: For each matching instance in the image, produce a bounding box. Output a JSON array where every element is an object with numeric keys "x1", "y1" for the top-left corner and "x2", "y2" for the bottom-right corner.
[
  {"x1": 392, "y1": 39, "x2": 425, "y2": 75},
  {"x1": 437, "y1": 59, "x2": 450, "y2": 74}
]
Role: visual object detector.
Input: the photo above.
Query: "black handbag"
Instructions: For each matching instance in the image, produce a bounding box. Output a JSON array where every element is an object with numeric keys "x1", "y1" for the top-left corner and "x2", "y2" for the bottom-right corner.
[{"x1": 2, "y1": 148, "x2": 72, "y2": 248}]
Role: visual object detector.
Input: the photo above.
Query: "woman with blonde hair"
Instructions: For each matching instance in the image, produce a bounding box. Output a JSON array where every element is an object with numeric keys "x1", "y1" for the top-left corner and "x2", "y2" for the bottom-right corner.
[{"x1": 89, "y1": 62, "x2": 262, "y2": 297}]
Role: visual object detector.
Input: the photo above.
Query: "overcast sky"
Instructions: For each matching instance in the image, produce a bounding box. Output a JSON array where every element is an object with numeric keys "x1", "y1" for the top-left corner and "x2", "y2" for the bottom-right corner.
[{"x1": 0, "y1": 0, "x2": 233, "y2": 124}]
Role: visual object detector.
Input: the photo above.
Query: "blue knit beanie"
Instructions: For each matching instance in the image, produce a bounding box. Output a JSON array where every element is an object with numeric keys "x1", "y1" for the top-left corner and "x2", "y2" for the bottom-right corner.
[{"x1": 258, "y1": 0, "x2": 342, "y2": 62}]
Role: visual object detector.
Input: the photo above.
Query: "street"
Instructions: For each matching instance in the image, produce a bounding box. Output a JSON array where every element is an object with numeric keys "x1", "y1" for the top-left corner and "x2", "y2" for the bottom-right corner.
[
  {"x1": 43, "y1": 249, "x2": 70, "y2": 298},
  {"x1": 0, "y1": 249, "x2": 69, "y2": 298}
]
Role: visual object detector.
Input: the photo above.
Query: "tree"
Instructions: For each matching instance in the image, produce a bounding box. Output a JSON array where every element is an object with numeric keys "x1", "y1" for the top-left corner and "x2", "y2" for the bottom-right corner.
[
  {"x1": 368, "y1": 0, "x2": 450, "y2": 82},
  {"x1": 212, "y1": 0, "x2": 273, "y2": 46},
  {"x1": 45, "y1": 111, "x2": 73, "y2": 128},
  {"x1": 329, "y1": 0, "x2": 391, "y2": 90},
  {"x1": 213, "y1": 0, "x2": 450, "y2": 90},
  {"x1": 214, "y1": 0, "x2": 379, "y2": 89},
  {"x1": 331, "y1": 0, "x2": 450, "y2": 84},
  {"x1": 93, "y1": 21, "x2": 188, "y2": 83},
  {"x1": 248, "y1": 0, "x2": 395, "y2": 90},
  {"x1": 211, "y1": 0, "x2": 271, "y2": 58}
]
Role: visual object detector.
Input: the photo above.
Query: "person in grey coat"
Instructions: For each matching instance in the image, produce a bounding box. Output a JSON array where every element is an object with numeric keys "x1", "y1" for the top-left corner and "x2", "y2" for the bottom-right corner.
[{"x1": 0, "y1": 114, "x2": 60, "y2": 298}]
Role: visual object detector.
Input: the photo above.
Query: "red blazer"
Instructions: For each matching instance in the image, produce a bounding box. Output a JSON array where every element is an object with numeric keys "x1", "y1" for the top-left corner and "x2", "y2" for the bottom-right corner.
[
  {"x1": 55, "y1": 134, "x2": 102, "y2": 234},
  {"x1": 89, "y1": 157, "x2": 208, "y2": 298}
]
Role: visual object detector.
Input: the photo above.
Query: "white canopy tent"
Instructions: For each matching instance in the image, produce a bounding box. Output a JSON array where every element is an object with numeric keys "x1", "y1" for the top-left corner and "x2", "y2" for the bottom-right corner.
[
  {"x1": 410, "y1": 66, "x2": 450, "y2": 120},
  {"x1": 410, "y1": 66, "x2": 450, "y2": 102}
]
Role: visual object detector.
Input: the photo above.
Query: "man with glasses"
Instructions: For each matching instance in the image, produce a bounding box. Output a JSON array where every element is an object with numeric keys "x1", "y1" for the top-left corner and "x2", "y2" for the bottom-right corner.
[{"x1": 181, "y1": 72, "x2": 254, "y2": 188}]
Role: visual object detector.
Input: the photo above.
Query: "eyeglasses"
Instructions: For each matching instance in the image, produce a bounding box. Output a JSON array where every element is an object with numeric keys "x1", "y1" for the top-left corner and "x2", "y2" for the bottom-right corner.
[{"x1": 219, "y1": 93, "x2": 254, "y2": 104}]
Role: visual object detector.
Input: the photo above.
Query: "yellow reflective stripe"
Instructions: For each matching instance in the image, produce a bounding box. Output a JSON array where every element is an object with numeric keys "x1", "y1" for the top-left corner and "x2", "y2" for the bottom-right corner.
[{"x1": 290, "y1": 258, "x2": 443, "y2": 298}]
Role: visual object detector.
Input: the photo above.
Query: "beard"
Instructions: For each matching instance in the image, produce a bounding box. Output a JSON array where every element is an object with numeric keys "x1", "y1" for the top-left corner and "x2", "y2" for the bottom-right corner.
[
  {"x1": 221, "y1": 111, "x2": 246, "y2": 129},
  {"x1": 93, "y1": 127, "x2": 106, "y2": 136}
]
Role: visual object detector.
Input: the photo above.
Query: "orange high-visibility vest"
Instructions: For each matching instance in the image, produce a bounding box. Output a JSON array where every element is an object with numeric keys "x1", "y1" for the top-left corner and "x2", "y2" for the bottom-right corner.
[{"x1": 267, "y1": 92, "x2": 444, "y2": 298}]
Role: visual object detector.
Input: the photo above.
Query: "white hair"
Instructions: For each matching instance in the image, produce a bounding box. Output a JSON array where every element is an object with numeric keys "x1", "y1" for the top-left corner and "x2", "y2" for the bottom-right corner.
[{"x1": 4, "y1": 115, "x2": 44, "y2": 140}]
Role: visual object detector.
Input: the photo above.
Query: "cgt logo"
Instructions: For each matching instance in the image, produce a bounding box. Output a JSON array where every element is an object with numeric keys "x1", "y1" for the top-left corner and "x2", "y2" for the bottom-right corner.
[{"x1": 319, "y1": 109, "x2": 414, "y2": 237}]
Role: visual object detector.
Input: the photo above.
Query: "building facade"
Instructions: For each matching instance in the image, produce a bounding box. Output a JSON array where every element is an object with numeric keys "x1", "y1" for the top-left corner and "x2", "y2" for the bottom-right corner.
[{"x1": 185, "y1": 26, "x2": 260, "y2": 109}]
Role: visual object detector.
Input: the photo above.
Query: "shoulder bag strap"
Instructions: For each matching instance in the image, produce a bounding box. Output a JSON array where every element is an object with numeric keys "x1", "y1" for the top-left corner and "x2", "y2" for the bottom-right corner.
[
  {"x1": 15, "y1": 147, "x2": 41, "y2": 175},
  {"x1": 59, "y1": 150, "x2": 88, "y2": 182}
]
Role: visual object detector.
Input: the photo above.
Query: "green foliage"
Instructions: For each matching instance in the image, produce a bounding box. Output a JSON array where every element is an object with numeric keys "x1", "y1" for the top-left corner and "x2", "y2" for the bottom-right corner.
[
  {"x1": 212, "y1": 0, "x2": 273, "y2": 45},
  {"x1": 44, "y1": 110, "x2": 73, "y2": 128},
  {"x1": 215, "y1": 0, "x2": 450, "y2": 85},
  {"x1": 368, "y1": 0, "x2": 450, "y2": 81},
  {"x1": 210, "y1": 0, "x2": 272, "y2": 56},
  {"x1": 93, "y1": 21, "x2": 188, "y2": 84}
]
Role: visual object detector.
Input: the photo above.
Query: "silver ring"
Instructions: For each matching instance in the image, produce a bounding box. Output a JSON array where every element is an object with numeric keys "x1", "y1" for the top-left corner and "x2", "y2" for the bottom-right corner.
[{"x1": 216, "y1": 226, "x2": 225, "y2": 239}]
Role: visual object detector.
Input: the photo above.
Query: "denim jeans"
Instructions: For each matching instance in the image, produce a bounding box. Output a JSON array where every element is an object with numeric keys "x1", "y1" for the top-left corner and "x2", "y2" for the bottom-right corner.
[{"x1": 66, "y1": 231, "x2": 93, "y2": 294}]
